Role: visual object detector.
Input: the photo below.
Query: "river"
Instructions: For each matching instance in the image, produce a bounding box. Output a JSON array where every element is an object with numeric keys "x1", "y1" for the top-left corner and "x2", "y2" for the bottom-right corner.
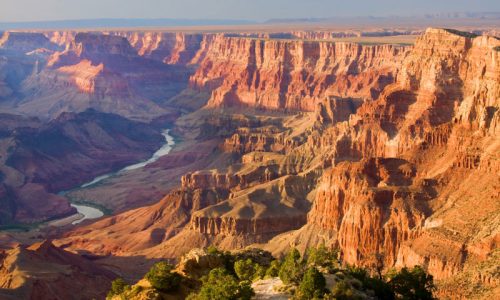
[{"x1": 67, "y1": 129, "x2": 175, "y2": 225}]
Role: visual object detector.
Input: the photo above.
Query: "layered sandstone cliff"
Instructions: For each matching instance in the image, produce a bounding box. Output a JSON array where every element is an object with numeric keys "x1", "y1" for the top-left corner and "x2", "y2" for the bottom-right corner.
[
  {"x1": 190, "y1": 35, "x2": 409, "y2": 111},
  {"x1": 19, "y1": 32, "x2": 191, "y2": 120},
  {"x1": 119, "y1": 31, "x2": 205, "y2": 64},
  {"x1": 307, "y1": 158, "x2": 428, "y2": 266},
  {"x1": 284, "y1": 29, "x2": 500, "y2": 296}
]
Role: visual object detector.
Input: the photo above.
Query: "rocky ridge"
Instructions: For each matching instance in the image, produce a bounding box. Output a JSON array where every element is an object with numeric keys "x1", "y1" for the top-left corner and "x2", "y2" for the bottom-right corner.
[{"x1": 0, "y1": 240, "x2": 115, "y2": 300}]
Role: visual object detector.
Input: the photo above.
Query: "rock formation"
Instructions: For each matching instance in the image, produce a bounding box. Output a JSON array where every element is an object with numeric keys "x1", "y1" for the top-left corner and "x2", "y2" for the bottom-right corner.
[
  {"x1": 307, "y1": 158, "x2": 429, "y2": 266},
  {"x1": 190, "y1": 35, "x2": 409, "y2": 111},
  {"x1": 119, "y1": 31, "x2": 206, "y2": 64},
  {"x1": 267, "y1": 28, "x2": 500, "y2": 298},
  {"x1": 17, "y1": 32, "x2": 191, "y2": 120},
  {"x1": 0, "y1": 32, "x2": 60, "y2": 53},
  {"x1": 0, "y1": 240, "x2": 115, "y2": 300}
]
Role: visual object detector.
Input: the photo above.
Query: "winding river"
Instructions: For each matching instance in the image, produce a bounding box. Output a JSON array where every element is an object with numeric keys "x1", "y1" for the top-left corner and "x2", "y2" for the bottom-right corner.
[{"x1": 67, "y1": 129, "x2": 175, "y2": 225}]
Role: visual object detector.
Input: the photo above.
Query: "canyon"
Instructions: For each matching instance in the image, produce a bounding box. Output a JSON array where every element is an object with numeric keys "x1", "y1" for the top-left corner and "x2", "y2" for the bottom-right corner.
[{"x1": 0, "y1": 26, "x2": 498, "y2": 299}]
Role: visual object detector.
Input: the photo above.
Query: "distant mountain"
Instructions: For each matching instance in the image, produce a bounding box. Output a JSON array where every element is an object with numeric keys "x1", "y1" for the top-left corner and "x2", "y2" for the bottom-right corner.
[
  {"x1": 2, "y1": 12, "x2": 498, "y2": 30},
  {"x1": 264, "y1": 12, "x2": 500, "y2": 24},
  {"x1": 0, "y1": 18, "x2": 256, "y2": 30}
]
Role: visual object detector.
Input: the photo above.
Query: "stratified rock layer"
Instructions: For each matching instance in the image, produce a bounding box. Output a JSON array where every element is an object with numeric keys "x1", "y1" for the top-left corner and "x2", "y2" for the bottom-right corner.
[{"x1": 190, "y1": 35, "x2": 409, "y2": 111}]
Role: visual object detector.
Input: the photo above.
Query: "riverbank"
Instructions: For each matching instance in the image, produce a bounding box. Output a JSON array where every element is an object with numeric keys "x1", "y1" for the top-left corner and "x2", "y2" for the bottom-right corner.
[{"x1": 56, "y1": 128, "x2": 176, "y2": 226}]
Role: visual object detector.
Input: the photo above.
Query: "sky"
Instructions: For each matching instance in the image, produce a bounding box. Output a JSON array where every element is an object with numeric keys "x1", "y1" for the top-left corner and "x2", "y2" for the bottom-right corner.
[{"x1": 0, "y1": 0, "x2": 499, "y2": 22}]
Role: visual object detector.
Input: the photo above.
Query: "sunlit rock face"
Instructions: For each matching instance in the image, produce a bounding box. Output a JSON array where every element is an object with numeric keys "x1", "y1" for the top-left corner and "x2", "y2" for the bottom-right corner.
[
  {"x1": 190, "y1": 34, "x2": 409, "y2": 111},
  {"x1": 118, "y1": 31, "x2": 206, "y2": 64},
  {"x1": 301, "y1": 29, "x2": 500, "y2": 290}
]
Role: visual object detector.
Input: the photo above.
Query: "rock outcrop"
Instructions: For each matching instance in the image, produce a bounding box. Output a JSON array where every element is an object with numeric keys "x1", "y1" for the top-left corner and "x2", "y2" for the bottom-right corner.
[
  {"x1": 308, "y1": 158, "x2": 428, "y2": 266},
  {"x1": 18, "y1": 32, "x2": 191, "y2": 120},
  {"x1": 119, "y1": 31, "x2": 206, "y2": 64},
  {"x1": 0, "y1": 32, "x2": 60, "y2": 53},
  {"x1": 0, "y1": 240, "x2": 115, "y2": 300}
]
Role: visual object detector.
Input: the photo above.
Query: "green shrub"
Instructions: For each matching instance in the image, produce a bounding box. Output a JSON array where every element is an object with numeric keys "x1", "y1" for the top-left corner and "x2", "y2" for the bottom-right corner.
[
  {"x1": 188, "y1": 268, "x2": 254, "y2": 300},
  {"x1": 265, "y1": 260, "x2": 281, "y2": 277},
  {"x1": 234, "y1": 259, "x2": 256, "y2": 281},
  {"x1": 145, "y1": 261, "x2": 182, "y2": 293},
  {"x1": 238, "y1": 280, "x2": 255, "y2": 300},
  {"x1": 297, "y1": 267, "x2": 326, "y2": 299},
  {"x1": 254, "y1": 264, "x2": 266, "y2": 280},
  {"x1": 279, "y1": 248, "x2": 305, "y2": 284},
  {"x1": 107, "y1": 278, "x2": 130, "y2": 299},
  {"x1": 387, "y1": 266, "x2": 435, "y2": 300},
  {"x1": 306, "y1": 245, "x2": 339, "y2": 270},
  {"x1": 330, "y1": 281, "x2": 357, "y2": 300},
  {"x1": 207, "y1": 245, "x2": 220, "y2": 255},
  {"x1": 346, "y1": 265, "x2": 394, "y2": 299},
  {"x1": 443, "y1": 28, "x2": 479, "y2": 39}
]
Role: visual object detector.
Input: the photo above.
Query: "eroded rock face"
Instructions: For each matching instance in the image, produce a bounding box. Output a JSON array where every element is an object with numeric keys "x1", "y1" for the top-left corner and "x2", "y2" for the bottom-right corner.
[
  {"x1": 73, "y1": 32, "x2": 136, "y2": 58},
  {"x1": 176, "y1": 248, "x2": 226, "y2": 279},
  {"x1": 0, "y1": 32, "x2": 60, "y2": 53},
  {"x1": 222, "y1": 128, "x2": 297, "y2": 155},
  {"x1": 187, "y1": 173, "x2": 313, "y2": 241},
  {"x1": 18, "y1": 32, "x2": 191, "y2": 120},
  {"x1": 300, "y1": 28, "x2": 500, "y2": 290},
  {"x1": 191, "y1": 214, "x2": 307, "y2": 237},
  {"x1": 0, "y1": 240, "x2": 115, "y2": 300},
  {"x1": 120, "y1": 31, "x2": 206, "y2": 64},
  {"x1": 308, "y1": 158, "x2": 428, "y2": 266},
  {"x1": 190, "y1": 35, "x2": 409, "y2": 111},
  {"x1": 315, "y1": 97, "x2": 362, "y2": 125},
  {"x1": 44, "y1": 31, "x2": 77, "y2": 48},
  {"x1": 182, "y1": 171, "x2": 241, "y2": 190}
]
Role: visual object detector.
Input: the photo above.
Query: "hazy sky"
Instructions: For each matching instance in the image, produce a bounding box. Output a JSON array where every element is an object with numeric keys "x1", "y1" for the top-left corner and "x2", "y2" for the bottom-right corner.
[{"x1": 1, "y1": 0, "x2": 499, "y2": 22}]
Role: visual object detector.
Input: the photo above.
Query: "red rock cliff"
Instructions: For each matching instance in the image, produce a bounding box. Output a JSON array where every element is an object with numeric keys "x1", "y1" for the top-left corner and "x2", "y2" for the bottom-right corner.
[
  {"x1": 302, "y1": 29, "x2": 500, "y2": 292},
  {"x1": 190, "y1": 35, "x2": 409, "y2": 111}
]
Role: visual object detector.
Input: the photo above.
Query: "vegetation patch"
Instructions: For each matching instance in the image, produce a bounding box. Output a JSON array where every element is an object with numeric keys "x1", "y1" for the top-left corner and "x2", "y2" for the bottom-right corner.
[
  {"x1": 443, "y1": 29, "x2": 479, "y2": 39},
  {"x1": 107, "y1": 245, "x2": 436, "y2": 300}
]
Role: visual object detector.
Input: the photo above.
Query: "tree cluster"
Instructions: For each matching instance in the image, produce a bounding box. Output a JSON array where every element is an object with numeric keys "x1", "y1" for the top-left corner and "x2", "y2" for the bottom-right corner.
[{"x1": 107, "y1": 245, "x2": 435, "y2": 300}]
